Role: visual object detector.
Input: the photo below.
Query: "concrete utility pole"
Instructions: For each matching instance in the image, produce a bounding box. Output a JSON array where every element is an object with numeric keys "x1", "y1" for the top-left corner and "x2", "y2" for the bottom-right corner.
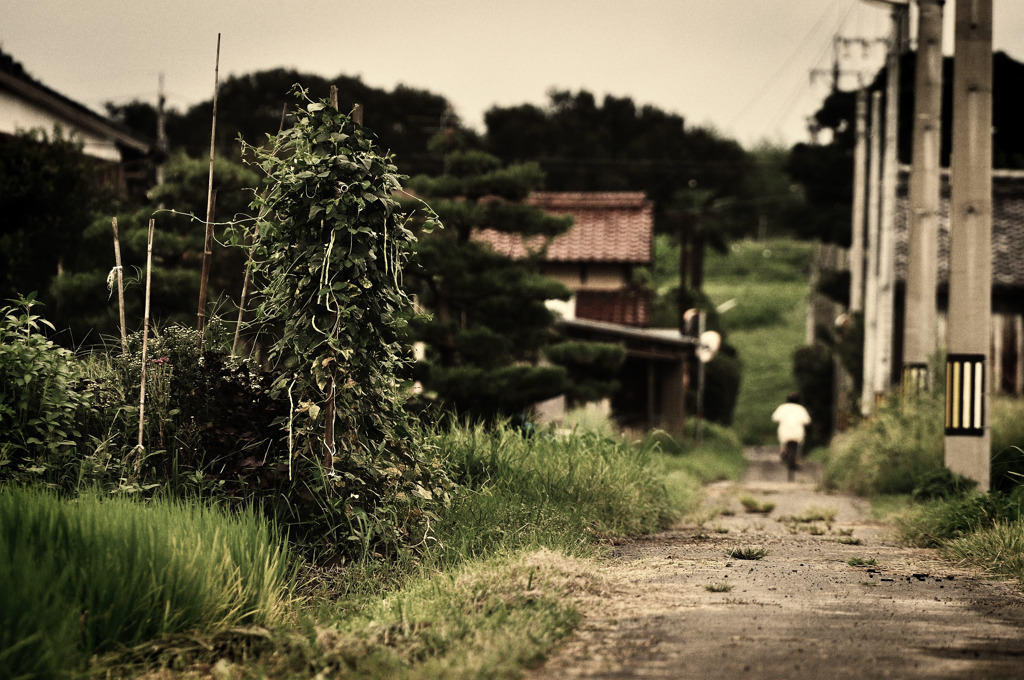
[
  {"x1": 872, "y1": 4, "x2": 908, "y2": 402},
  {"x1": 902, "y1": 0, "x2": 945, "y2": 391},
  {"x1": 861, "y1": 90, "x2": 883, "y2": 416},
  {"x1": 849, "y1": 88, "x2": 868, "y2": 314},
  {"x1": 945, "y1": 0, "x2": 993, "y2": 491}
]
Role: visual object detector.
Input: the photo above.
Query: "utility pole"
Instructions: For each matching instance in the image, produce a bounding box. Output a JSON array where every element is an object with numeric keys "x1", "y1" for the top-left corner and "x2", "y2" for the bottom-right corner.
[
  {"x1": 862, "y1": 90, "x2": 883, "y2": 416},
  {"x1": 156, "y1": 73, "x2": 168, "y2": 186},
  {"x1": 902, "y1": 0, "x2": 945, "y2": 391},
  {"x1": 945, "y1": 0, "x2": 993, "y2": 491},
  {"x1": 873, "y1": 4, "x2": 908, "y2": 402},
  {"x1": 849, "y1": 88, "x2": 868, "y2": 314}
]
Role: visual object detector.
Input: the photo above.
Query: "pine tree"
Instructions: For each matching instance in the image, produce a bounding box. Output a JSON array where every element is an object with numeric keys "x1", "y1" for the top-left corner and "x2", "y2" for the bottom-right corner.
[{"x1": 405, "y1": 133, "x2": 581, "y2": 421}]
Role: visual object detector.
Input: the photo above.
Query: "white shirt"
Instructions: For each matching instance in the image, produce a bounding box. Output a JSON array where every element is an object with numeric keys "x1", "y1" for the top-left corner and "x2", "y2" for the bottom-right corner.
[{"x1": 772, "y1": 403, "x2": 812, "y2": 444}]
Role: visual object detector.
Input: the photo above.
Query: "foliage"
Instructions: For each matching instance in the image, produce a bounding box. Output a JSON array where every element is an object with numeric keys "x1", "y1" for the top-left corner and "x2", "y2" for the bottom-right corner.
[
  {"x1": 0, "y1": 129, "x2": 110, "y2": 312},
  {"x1": 0, "y1": 487, "x2": 293, "y2": 679},
  {"x1": 701, "y1": 239, "x2": 814, "y2": 444},
  {"x1": 543, "y1": 340, "x2": 625, "y2": 406},
  {"x1": 792, "y1": 344, "x2": 833, "y2": 447},
  {"x1": 895, "y1": 486, "x2": 1024, "y2": 549},
  {"x1": 406, "y1": 130, "x2": 587, "y2": 421},
  {"x1": 107, "y1": 68, "x2": 455, "y2": 176},
  {"x1": 243, "y1": 88, "x2": 451, "y2": 561},
  {"x1": 426, "y1": 422, "x2": 676, "y2": 566},
  {"x1": 0, "y1": 294, "x2": 100, "y2": 489},
  {"x1": 483, "y1": 90, "x2": 750, "y2": 232},
  {"x1": 822, "y1": 390, "x2": 944, "y2": 496}
]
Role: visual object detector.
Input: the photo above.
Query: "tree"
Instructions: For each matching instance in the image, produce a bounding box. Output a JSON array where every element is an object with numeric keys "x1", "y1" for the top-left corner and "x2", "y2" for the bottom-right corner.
[
  {"x1": 106, "y1": 68, "x2": 455, "y2": 177},
  {"x1": 484, "y1": 90, "x2": 751, "y2": 234},
  {"x1": 0, "y1": 130, "x2": 109, "y2": 312},
  {"x1": 47, "y1": 151, "x2": 258, "y2": 343},
  {"x1": 788, "y1": 50, "x2": 1024, "y2": 247},
  {"x1": 405, "y1": 130, "x2": 592, "y2": 421}
]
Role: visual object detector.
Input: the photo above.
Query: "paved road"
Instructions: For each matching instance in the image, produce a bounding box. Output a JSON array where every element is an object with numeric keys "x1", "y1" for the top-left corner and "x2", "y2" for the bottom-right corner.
[{"x1": 528, "y1": 448, "x2": 1024, "y2": 679}]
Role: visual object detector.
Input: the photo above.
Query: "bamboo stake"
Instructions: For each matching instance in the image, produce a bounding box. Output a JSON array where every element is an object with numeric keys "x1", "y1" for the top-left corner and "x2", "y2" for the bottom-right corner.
[
  {"x1": 137, "y1": 218, "x2": 155, "y2": 452},
  {"x1": 197, "y1": 33, "x2": 221, "y2": 347},
  {"x1": 111, "y1": 217, "x2": 127, "y2": 355}
]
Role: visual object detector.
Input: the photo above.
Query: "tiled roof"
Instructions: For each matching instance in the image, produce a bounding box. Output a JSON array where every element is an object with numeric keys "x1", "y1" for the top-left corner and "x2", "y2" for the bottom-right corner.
[
  {"x1": 895, "y1": 168, "x2": 1024, "y2": 290},
  {"x1": 475, "y1": 191, "x2": 653, "y2": 264}
]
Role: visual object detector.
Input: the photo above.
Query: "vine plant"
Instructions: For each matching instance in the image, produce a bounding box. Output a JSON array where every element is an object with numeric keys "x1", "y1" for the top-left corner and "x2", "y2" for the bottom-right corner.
[{"x1": 243, "y1": 88, "x2": 448, "y2": 559}]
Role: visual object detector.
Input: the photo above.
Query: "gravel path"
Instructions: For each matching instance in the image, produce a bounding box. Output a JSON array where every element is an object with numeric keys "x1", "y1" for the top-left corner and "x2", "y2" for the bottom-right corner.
[{"x1": 527, "y1": 447, "x2": 1024, "y2": 679}]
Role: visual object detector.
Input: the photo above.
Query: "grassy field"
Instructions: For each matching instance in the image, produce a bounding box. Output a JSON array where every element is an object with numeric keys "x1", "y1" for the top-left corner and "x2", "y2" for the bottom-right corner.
[{"x1": 702, "y1": 239, "x2": 815, "y2": 445}]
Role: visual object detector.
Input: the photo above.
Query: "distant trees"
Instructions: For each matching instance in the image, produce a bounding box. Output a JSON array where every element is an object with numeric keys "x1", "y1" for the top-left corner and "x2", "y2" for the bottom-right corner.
[
  {"x1": 787, "y1": 50, "x2": 1024, "y2": 247},
  {"x1": 106, "y1": 68, "x2": 454, "y2": 176},
  {"x1": 0, "y1": 130, "x2": 110, "y2": 318}
]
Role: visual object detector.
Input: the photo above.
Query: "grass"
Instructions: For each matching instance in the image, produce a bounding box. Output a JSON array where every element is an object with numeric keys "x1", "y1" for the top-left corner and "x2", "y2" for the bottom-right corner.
[
  {"x1": 705, "y1": 581, "x2": 734, "y2": 592},
  {"x1": 3, "y1": 412, "x2": 728, "y2": 678},
  {"x1": 0, "y1": 487, "x2": 294, "y2": 679},
  {"x1": 703, "y1": 238, "x2": 814, "y2": 445},
  {"x1": 725, "y1": 546, "x2": 769, "y2": 560},
  {"x1": 738, "y1": 496, "x2": 776, "y2": 514},
  {"x1": 847, "y1": 557, "x2": 877, "y2": 567}
]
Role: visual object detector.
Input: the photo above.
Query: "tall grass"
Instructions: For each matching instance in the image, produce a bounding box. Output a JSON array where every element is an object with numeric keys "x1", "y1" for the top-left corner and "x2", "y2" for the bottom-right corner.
[
  {"x1": 426, "y1": 423, "x2": 675, "y2": 567},
  {"x1": 823, "y1": 395, "x2": 1024, "y2": 496},
  {"x1": 0, "y1": 488, "x2": 294, "y2": 679}
]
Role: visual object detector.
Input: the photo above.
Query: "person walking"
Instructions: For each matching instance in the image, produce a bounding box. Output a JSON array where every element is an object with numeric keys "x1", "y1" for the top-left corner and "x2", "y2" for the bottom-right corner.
[{"x1": 771, "y1": 393, "x2": 811, "y2": 481}]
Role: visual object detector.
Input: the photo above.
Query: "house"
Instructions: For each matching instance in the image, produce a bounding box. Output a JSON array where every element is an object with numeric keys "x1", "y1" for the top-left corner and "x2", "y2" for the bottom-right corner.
[
  {"x1": 893, "y1": 168, "x2": 1024, "y2": 395},
  {"x1": 0, "y1": 48, "x2": 154, "y2": 194},
  {"x1": 475, "y1": 191, "x2": 695, "y2": 436}
]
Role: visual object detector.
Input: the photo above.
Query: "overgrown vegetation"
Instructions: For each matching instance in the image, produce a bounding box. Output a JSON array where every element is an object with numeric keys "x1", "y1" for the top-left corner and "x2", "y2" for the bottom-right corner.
[{"x1": 821, "y1": 383, "x2": 1024, "y2": 588}]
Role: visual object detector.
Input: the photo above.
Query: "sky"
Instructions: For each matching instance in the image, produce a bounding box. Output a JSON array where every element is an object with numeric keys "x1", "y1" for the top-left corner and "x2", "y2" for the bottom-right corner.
[{"x1": 3, "y1": 0, "x2": 1024, "y2": 149}]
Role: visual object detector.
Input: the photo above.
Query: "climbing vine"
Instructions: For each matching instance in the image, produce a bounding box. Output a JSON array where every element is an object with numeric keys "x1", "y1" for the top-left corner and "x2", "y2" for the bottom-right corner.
[{"x1": 243, "y1": 88, "x2": 447, "y2": 559}]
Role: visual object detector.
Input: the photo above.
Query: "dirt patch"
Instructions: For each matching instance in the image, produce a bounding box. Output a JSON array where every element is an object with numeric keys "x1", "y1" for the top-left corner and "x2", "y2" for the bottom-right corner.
[{"x1": 527, "y1": 448, "x2": 1024, "y2": 679}]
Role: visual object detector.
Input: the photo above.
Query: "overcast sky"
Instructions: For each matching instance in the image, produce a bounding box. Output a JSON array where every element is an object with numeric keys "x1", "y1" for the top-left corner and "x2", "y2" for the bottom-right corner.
[{"x1": 3, "y1": 1, "x2": 1024, "y2": 148}]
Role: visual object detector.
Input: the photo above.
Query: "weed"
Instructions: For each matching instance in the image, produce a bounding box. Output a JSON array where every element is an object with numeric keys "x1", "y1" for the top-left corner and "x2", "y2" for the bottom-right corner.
[
  {"x1": 808, "y1": 524, "x2": 826, "y2": 536},
  {"x1": 706, "y1": 581, "x2": 734, "y2": 592},
  {"x1": 739, "y1": 496, "x2": 776, "y2": 514},
  {"x1": 713, "y1": 524, "x2": 730, "y2": 534},
  {"x1": 726, "y1": 546, "x2": 768, "y2": 560},
  {"x1": 837, "y1": 536, "x2": 863, "y2": 545},
  {"x1": 847, "y1": 557, "x2": 877, "y2": 567}
]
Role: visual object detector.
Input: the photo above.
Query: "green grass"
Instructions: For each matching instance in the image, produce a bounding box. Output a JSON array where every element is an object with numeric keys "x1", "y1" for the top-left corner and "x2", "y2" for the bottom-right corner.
[
  {"x1": 738, "y1": 496, "x2": 776, "y2": 514},
  {"x1": 703, "y1": 239, "x2": 814, "y2": 445},
  {"x1": 726, "y1": 546, "x2": 769, "y2": 560},
  {"x1": 0, "y1": 487, "x2": 293, "y2": 679}
]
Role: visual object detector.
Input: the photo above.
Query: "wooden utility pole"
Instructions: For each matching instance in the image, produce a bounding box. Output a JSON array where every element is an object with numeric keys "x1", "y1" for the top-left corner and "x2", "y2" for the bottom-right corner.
[
  {"x1": 849, "y1": 88, "x2": 868, "y2": 314},
  {"x1": 902, "y1": 0, "x2": 945, "y2": 390},
  {"x1": 861, "y1": 90, "x2": 883, "y2": 416},
  {"x1": 945, "y1": 0, "x2": 993, "y2": 491}
]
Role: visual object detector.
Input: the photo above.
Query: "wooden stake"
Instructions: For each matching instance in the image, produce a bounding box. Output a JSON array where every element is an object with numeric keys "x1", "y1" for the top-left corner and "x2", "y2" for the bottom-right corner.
[
  {"x1": 111, "y1": 217, "x2": 127, "y2": 355},
  {"x1": 137, "y1": 218, "x2": 156, "y2": 452},
  {"x1": 197, "y1": 33, "x2": 221, "y2": 347}
]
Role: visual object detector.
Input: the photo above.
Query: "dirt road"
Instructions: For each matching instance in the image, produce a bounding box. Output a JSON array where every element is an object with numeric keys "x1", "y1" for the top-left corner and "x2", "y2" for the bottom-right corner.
[{"x1": 528, "y1": 448, "x2": 1024, "y2": 679}]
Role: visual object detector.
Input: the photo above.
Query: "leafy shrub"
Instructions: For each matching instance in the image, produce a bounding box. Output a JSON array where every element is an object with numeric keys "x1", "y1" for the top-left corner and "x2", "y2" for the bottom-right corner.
[
  {"x1": 0, "y1": 294, "x2": 99, "y2": 489},
  {"x1": 241, "y1": 91, "x2": 452, "y2": 562}
]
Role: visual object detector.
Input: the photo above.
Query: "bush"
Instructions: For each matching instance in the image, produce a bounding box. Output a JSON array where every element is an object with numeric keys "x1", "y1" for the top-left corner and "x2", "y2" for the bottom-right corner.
[{"x1": 0, "y1": 294, "x2": 99, "y2": 490}]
